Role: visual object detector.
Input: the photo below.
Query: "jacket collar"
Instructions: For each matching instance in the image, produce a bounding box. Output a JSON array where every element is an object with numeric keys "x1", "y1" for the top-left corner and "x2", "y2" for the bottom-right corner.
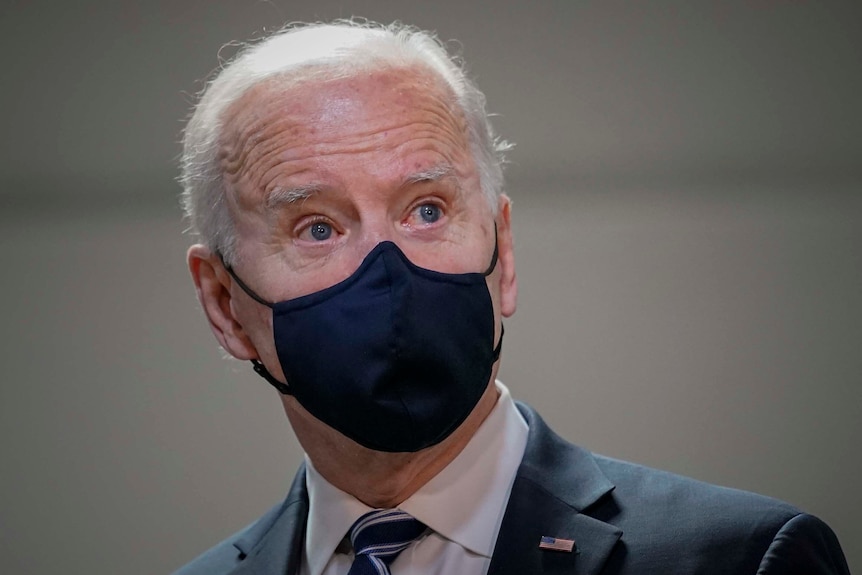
[
  {"x1": 228, "y1": 465, "x2": 308, "y2": 575},
  {"x1": 514, "y1": 402, "x2": 615, "y2": 511},
  {"x1": 485, "y1": 403, "x2": 622, "y2": 575}
]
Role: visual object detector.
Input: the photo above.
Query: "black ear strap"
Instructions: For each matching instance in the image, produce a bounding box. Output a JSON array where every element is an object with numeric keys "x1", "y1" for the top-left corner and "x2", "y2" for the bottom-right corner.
[
  {"x1": 492, "y1": 324, "x2": 504, "y2": 361},
  {"x1": 482, "y1": 224, "x2": 500, "y2": 276},
  {"x1": 486, "y1": 223, "x2": 503, "y2": 360},
  {"x1": 217, "y1": 252, "x2": 275, "y2": 308},
  {"x1": 251, "y1": 359, "x2": 292, "y2": 395}
]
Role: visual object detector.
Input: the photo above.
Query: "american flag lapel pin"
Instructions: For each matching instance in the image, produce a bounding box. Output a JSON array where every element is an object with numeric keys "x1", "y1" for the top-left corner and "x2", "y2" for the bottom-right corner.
[{"x1": 538, "y1": 535, "x2": 576, "y2": 553}]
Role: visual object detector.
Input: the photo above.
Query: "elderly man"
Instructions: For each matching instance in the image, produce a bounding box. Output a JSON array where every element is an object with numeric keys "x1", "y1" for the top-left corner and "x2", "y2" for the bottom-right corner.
[{"x1": 176, "y1": 20, "x2": 848, "y2": 575}]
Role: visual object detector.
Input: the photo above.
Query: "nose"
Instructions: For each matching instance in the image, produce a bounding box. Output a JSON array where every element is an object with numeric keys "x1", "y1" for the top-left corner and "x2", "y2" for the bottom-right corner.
[{"x1": 352, "y1": 216, "x2": 397, "y2": 261}]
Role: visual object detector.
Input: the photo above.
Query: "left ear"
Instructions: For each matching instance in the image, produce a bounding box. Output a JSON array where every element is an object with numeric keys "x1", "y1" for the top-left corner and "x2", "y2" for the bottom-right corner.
[{"x1": 495, "y1": 194, "x2": 518, "y2": 317}]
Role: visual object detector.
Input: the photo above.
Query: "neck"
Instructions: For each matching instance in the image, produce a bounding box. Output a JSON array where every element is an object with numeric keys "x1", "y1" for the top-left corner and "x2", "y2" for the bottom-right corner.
[{"x1": 284, "y1": 379, "x2": 500, "y2": 508}]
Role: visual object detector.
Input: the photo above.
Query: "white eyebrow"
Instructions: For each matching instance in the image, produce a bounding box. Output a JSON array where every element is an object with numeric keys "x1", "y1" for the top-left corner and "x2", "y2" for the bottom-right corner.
[
  {"x1": 403, "y1": 164, "x2": 455, "y2": 186},
  {"x1": 263, "y1": 165, "x2": 456, "y2": 210},
  {"x1": 264, "y1": 184, "x2": 321, "y2": 210}
]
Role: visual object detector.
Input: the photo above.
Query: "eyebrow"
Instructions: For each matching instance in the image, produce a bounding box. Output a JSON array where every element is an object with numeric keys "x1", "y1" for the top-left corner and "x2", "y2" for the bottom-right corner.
[
  {"x1": 263, "y1": 164, "x2": 458, "y2": 210},
  {"x1": 403, "y1": 164, "x2": 455, "y2": 186},
  {"x1": 264, "y1": 183, "x2": 322, "y2": 210}
]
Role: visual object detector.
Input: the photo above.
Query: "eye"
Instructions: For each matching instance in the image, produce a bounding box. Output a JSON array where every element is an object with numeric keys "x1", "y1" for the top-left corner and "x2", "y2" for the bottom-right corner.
[
  {"x1": 308, "y1": 222, "x2": 332, "y2": 241},
  {"x1": 416, "y1": 203, "x2": 442, "y2": 224}
]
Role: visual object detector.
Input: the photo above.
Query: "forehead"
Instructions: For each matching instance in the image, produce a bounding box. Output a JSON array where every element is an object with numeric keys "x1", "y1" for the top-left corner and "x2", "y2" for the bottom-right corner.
[
  {"x1": 217, "y1": 66, "x2": 472, "y2": 198},
  {"x1": 223, "y1": 63, "x2": 463, "y2": 122}
]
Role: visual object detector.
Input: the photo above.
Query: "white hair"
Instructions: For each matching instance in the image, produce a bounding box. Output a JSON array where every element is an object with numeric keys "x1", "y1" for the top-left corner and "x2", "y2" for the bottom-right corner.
[{"x1": 180, "y1": 20, "x2": 512, "y2": 265}]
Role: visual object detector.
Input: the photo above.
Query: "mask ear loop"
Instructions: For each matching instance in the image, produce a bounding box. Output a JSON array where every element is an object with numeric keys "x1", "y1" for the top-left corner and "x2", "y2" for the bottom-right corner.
[
  {"x1": 492, "y1": 325, "x2": 504, "y2": 361},
  {"x1": 250, "y1": 359, "x2": 292, "y2": 395},
  {"x1": 218, "y1": 252, "x2": 276, "y2": 308},
  {"x1": 217, "y1": 252, "x2": 294, "y2": 396},
  {"x1": 481, "y1": 224, "x2": 500, "y2": 276},
  {"x1": 481, "y1": 224, "x2": 504, "y2": 361}
]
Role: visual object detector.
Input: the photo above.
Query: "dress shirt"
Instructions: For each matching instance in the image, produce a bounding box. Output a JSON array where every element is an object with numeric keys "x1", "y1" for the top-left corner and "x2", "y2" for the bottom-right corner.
[{"x1": 299, "y1": 381, "x2": 529, "y2": 575}]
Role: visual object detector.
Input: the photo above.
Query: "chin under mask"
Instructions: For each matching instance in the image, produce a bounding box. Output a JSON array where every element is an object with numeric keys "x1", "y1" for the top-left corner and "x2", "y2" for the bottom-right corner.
[{"x1": 223, "y1": 238, "x2": 502, "y2": 453}]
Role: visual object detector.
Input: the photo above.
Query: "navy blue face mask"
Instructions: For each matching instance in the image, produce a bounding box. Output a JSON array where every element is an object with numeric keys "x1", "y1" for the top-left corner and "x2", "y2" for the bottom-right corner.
[{"x1": 222, "y1": 237, "x2": 503, "y2": 453}]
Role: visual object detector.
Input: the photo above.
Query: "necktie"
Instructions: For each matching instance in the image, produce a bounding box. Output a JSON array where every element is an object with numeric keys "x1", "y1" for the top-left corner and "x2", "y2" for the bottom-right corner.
[{"x1": 347, "y1": 509, "x2": 427, "y2": 575}]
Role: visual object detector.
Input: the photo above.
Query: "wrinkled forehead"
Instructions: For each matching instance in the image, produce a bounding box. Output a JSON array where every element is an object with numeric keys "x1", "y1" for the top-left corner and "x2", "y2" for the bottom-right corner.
[
  {"x1": 215, "y1": 65, "x2": 476, "y2": 218},
  {"x1": 217, "y1": 63, "x2": 470, "y2": 161}
]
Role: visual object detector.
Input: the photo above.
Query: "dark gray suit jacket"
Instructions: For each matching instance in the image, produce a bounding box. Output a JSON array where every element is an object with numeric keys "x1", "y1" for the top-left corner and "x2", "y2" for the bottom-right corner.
[{"x1": 174, "y1": 403, "x2": 850, "y2": 574}]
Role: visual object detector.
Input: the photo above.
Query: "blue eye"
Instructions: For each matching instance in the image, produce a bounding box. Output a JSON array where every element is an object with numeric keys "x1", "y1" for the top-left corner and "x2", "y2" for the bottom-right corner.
[
  {"x1": 309, "y1": 222, "x2": 332, "y2": 241},
  {"x1": 417, "y1": 204, "x2": 442, "y2": 223}
]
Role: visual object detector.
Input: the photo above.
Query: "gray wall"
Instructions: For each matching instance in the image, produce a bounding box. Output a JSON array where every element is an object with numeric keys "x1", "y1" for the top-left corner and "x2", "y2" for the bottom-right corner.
[{"x1": 1, "y1": 2, "x2": 859, "y2": 573}]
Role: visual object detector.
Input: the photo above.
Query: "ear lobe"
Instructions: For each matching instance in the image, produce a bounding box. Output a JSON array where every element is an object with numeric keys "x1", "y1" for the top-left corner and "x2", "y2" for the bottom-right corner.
[
  {"x1": 495, "y1": 195, "x2": 518, "y2": 318},
  {"x1": 187, "y1": 245, "x2": 258, "y2": 360}
]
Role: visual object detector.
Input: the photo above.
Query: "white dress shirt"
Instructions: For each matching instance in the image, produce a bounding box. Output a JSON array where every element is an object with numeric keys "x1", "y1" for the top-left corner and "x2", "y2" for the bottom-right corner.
[{"x1": 299, "y1": 381, "x2": 529, "y2": 575}]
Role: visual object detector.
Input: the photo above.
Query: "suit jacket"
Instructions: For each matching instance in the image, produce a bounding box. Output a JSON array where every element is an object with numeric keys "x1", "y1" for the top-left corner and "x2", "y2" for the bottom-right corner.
[{"x1": 174, "y1": 403, "x2": 850, "y2": 574}]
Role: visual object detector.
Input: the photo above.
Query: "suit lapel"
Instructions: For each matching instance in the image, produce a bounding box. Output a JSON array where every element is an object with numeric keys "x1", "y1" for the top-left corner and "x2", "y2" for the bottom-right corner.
[
  {"x1": 487, "y1": 404, "x2": 622, "y2": 575},
  {"x1": 228, "y1": 465, "x2": 309, "y2": 575}
]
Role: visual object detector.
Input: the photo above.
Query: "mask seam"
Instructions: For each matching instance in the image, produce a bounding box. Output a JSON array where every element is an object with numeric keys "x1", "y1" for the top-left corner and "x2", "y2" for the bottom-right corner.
[{"x1": 381, "y1": 249, "x2": 418, "y2": 446}]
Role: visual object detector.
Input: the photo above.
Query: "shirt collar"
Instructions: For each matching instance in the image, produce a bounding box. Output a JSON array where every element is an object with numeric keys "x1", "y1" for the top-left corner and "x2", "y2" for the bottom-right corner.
[
  {"x1": 304, "y1": 458, "x2": 371, "y2": 575},
  {"x1": 303, "y1": 381, "x2": 528, "y2": 575}
]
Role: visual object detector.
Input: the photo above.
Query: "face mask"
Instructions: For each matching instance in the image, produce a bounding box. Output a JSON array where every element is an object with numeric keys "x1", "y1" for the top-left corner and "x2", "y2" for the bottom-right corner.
[{"x1": 222, "y1": 237, "x2": 502, "y2": 452}]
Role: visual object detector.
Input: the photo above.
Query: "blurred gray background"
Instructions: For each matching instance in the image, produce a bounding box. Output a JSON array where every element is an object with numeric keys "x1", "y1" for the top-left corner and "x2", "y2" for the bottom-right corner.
[{"x1": 1, "y1": 1, "x2": 859, "y2": 573}]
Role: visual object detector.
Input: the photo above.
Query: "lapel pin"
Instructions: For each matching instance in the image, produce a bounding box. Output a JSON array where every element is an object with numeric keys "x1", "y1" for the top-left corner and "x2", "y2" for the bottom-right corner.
[{"x1": 539, "y1": 535, "x2": 576, "y2": 553}]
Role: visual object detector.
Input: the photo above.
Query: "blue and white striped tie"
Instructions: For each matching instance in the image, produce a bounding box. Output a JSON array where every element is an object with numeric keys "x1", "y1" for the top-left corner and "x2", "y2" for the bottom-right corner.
[{"x1": 346, "y1": 509, "x2": 427, "y2": 575}]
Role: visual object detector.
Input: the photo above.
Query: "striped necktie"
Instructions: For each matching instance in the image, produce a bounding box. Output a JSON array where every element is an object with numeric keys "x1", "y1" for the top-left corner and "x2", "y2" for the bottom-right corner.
[{"x1": 346, "y1": 509, "x2": 427, "y2": 575}]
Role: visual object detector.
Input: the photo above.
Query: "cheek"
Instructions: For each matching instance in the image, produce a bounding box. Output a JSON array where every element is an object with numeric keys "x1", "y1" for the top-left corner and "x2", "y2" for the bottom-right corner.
[
  {"x1": 234, "y1": 296, "x2": 277, "y2": 353},
  {"x1": 233, "y1": 291, "x2": 269, "y2": 326}
]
